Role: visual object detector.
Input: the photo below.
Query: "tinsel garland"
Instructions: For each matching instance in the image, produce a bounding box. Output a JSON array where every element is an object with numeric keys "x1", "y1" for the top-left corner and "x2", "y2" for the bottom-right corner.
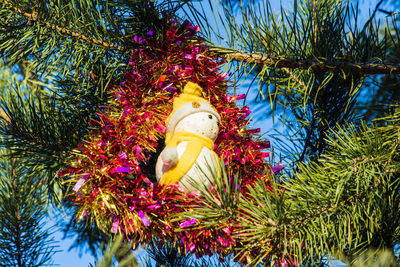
[{"x1": 60, "y1": 18, "x2": 283, "y2": 261}]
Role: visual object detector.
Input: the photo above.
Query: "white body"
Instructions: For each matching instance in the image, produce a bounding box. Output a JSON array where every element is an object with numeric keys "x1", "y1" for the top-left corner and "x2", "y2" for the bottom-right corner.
[
  {"x1": 156, "y1": 141, "x2": 219, "y2": 192},
  {"x1": 156, "y1": 112, "x2": 220, "y2": 192}
]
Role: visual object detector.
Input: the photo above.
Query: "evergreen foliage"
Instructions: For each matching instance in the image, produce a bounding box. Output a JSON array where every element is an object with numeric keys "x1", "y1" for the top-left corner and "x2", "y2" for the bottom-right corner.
[
  {"x1": 0, "y1": 154, "x2": 57, "y2": 266},
  {"x1": 197, "y1": 0, "x2": 400, "y2": 165},
  {"x1": 0, "y1": 0, "x2": 399, "y2": 266},
  {"x1": 0, "y1": 0, "x2": 189, "y2": 189},
  {"x1": 94, "y1": 235, "x2": 138, "y2": 267},
  {"x1": 237, "y1": 110, "x2": 400, "y2": 264}
]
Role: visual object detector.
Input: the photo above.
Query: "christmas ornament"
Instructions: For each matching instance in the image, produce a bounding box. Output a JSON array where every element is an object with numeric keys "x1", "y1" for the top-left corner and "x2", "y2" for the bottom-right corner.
[
  {"x1": 60, "y1": 17, "x2": 278, "y2": 261},
  {"x1": 156, "y1": 81, "x2": 220, "y2": 192}
]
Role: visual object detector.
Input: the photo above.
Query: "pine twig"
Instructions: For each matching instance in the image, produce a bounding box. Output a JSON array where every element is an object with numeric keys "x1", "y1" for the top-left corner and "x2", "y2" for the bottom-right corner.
[
  {"x1": 11, "y1": 161, "x2": 23, "y2": 267},
  {"x1": 0, "y1": 0, "x2": 125, "y2": 51},
  {"x1": 289, "y1": 152, "x2": 400, "y2": 230},
  {"x1": 210, "y1": 48, "x2": 400, "y2": 75},
  {"x1": 3, "y1": 0, "x2": 398, "y2": 75},
  {"x1": 289, "y1": 179, "x2": 381, "y2": 229}
]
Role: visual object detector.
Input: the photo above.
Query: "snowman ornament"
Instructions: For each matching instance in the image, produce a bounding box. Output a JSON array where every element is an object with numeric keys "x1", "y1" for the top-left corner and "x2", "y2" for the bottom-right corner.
[{"x1": 156, "y1": 82, "x2": 221, "y2": 192}]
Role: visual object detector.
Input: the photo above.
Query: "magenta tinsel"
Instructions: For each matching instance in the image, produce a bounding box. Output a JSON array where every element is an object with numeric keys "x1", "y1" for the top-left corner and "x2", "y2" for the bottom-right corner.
[{"x1": 61, "y1": 17, "x2": 278, "y2": 262}]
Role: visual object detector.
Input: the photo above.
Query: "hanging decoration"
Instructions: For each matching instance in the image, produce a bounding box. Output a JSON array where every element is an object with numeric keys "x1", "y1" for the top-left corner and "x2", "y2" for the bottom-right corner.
[
  {"x1": 156, "y1": 81, "x2": 221, "y2": 192},
  {"x1": 60, "y1": 17, "x2": 277, "y2": 260}
]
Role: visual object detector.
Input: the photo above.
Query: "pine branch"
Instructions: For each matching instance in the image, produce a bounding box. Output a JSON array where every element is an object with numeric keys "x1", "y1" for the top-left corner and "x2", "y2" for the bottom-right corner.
[
  {"x1": 5, "y1": 0, "x2": 398, "y2": 76},
  {"x1": 0, "y1": 0, "x2": 163, "y2": 85},
  {"x1": 93, "y1": 235, "x2": 144, "y2": 267},
  {"x1": 0, "y1": 63, "x2": 88, "y2": 202},
  {"x1": 187, "y1": 0, "x2": 400, "y2": 77},
  {"x1": 199, "y1": 109, "x2": 400, "y2": 265},
  {"x1": 0, "y1": 0, "x2": 125, "y2": 52},
  {"x1": 288, "y1": 163, "x2": 384, "y2": 230},
  {"x1": 210, "y1": 48, "x2": 400, "y2": 75},
  {"x1": 11, "y1": 163, "x2": 23, "y2": 267},
  {"x1": 0, "y1": 155, "x2": 58, "y2": 266}
]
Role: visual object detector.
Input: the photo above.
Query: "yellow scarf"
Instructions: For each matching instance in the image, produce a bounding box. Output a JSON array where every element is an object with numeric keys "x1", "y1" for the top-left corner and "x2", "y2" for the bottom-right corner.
[{"x1": 160, "y1": 131, "x2": 219, "y2": 186}]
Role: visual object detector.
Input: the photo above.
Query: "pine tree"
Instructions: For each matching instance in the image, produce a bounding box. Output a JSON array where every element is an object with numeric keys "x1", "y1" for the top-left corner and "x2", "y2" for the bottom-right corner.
[{"x1": 0, "y1": 0, "x2": 399, "y2": 266}]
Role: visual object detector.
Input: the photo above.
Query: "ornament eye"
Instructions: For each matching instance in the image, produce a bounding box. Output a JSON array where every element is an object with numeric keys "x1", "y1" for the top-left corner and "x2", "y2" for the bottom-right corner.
[
  {"x1": 217, "y1": 122, "x2": 220, "y2": 127},
  {"x1": 208, "y1": 115, "x2": 213, "y2": 119}
]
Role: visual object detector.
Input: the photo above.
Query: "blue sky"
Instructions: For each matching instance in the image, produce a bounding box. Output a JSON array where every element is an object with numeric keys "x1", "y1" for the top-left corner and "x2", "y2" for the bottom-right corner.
[{"x1": 48, "y1": 0, "x2": 393, "y2": 266}]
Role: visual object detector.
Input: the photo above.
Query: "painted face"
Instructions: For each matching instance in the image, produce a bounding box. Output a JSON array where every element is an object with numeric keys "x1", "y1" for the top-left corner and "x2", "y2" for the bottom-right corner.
[{"x1": 174, "y1": 112, "x2": 220, "y2": 141}]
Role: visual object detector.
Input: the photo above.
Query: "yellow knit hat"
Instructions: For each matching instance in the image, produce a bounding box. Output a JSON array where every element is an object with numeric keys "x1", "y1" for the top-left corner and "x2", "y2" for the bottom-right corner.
[{"x1": 166, "y1": 82, "x2": 220, "y2": 136}]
